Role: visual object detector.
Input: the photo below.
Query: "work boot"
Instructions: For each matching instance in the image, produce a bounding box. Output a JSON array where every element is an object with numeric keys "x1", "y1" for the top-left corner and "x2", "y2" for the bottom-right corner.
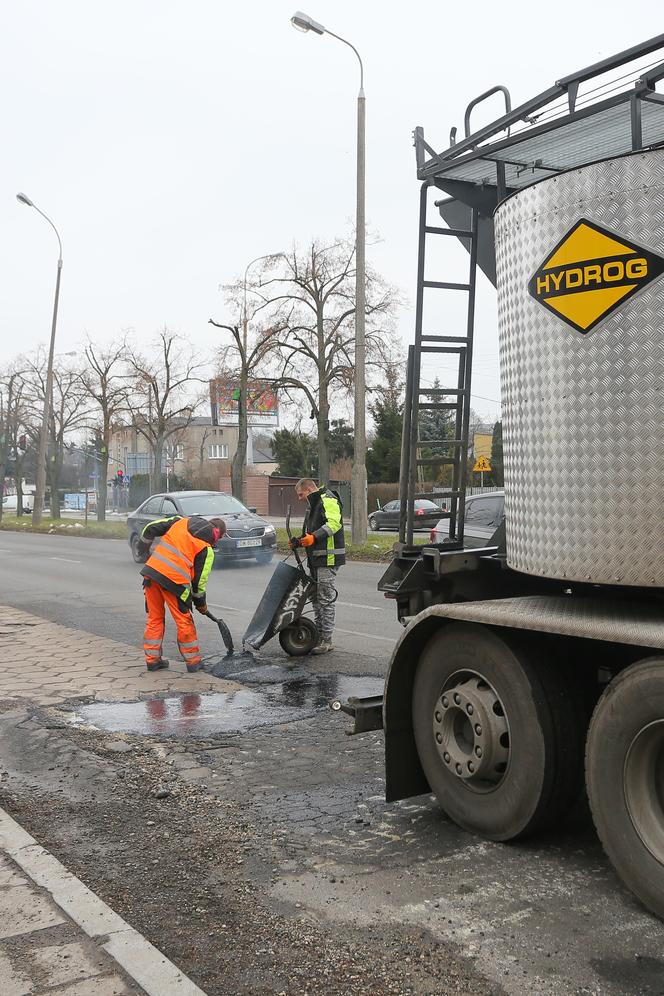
[
  {"x1": 146, "y1": 659, "x2": 169, "y2": 672},
  {"x1": 186, "y1": 661, "x2": 204, "y2": 673},
  {"x1": 312, "y1": 641, "x2": 334, "y2": 655}
]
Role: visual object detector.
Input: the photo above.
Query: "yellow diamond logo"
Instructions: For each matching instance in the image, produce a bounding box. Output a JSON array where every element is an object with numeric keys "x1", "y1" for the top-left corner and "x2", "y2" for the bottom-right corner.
[{"x1": 528, "y1": 219, "x2": 664, "y2": 335}]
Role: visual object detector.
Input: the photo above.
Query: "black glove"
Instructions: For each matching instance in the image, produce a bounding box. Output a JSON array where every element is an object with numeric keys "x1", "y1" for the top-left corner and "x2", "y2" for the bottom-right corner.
[{"x1": 192, "y1": 593, "x2": 207, "y2": 615}]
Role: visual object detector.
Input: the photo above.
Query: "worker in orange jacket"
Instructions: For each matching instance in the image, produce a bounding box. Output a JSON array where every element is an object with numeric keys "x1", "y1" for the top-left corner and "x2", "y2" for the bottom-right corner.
[{"x1": 138, "y1": 515, "x2": 225, "y2": 672}]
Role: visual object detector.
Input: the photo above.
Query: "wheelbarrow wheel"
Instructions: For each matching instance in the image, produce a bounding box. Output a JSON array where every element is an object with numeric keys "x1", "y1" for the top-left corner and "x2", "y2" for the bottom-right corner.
[{"x1": 279, "y1": 618, "x2": 319, "y2": 657}]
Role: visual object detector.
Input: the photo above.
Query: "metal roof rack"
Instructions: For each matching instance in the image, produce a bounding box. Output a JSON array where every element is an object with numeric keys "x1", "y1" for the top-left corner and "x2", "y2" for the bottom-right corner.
[{"x1": 415, "y1": 32, "x2": 664, "y2": 211}]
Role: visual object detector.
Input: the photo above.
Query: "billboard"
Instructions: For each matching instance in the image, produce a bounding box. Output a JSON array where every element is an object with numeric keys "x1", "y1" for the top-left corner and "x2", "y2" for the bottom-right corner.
[{"x1": 209, "y1": 378, "x2": 279, "y2": 427}]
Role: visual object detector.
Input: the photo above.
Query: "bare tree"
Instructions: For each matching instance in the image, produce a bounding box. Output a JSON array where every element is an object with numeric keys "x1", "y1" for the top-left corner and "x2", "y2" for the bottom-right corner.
[
  {"x1": 82, "y1": 337, "x2": 130, "y2": 521},
  {"x1": 248, "y1": 237, "x2": 399, "y2": 484},
  {"x1": 23, "y1": 352, "x2": 91, "y2": 518},
  {"x1": 126, "y1": 329, "x2": 205, "y2": 495},
  {"x1": 0, "y1": 368, "x2": 36, "y2": 520},
  {"x1": 207, "y1": 318, "x2": 278, "y2": 502}
]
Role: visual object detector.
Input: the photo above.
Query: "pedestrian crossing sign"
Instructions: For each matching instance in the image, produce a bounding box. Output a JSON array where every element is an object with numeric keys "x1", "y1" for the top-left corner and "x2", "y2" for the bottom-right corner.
[{"x1": 473, "y1": 455, "x2": 491, "y2": 473}]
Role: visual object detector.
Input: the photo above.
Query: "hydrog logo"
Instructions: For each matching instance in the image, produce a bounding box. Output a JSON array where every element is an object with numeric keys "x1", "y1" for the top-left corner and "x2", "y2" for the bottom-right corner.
[{"x1": 528, "y1": 219, "x2": 664, "y2": 334}]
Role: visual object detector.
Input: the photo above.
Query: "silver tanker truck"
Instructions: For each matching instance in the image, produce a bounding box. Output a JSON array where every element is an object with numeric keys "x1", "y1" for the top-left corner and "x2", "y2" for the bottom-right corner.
[{"x1": 343, "y1": 32, "x2": 664, "y2": 919}]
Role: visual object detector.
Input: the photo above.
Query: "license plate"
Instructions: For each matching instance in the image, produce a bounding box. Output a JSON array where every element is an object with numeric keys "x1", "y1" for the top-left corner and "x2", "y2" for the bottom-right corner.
[{"x1": 237, "y1": 538, "x2": 262, "y2": 548}]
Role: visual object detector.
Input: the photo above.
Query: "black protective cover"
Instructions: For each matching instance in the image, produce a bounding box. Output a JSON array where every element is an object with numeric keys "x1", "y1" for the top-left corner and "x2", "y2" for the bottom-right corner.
[{"x1": 243, "y1": 561, "x2": 315, "y2": 649}]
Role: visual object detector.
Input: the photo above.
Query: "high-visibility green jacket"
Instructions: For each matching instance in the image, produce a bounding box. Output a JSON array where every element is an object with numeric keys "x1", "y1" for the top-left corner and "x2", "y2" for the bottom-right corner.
[{"x1": 301, "y1": 486, "x2": 345, "y2": 568}]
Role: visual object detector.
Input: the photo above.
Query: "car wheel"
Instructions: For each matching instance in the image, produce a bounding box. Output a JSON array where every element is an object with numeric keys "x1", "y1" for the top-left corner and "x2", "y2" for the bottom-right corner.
[
  {"x1": 256, "y1": 550, "x2": 274, "y2": 565},
  {"x1": 369, "y1": 516, "x2": 380, "y2": 532},
  {"x1": 130, "y1": 534, "x2": 148, "y2": 564},
  {"x1": 412, "y1": 623, "x2": 586, "y2": 841},
  {"x1": 279, "y1": 617, "x2": 319, "y2": 656}
]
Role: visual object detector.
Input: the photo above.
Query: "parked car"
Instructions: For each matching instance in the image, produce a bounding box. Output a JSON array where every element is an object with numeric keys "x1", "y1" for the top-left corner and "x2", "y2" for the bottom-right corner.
[
  {"x1": 430, "y1": 491, "x2": 505, "y2": 548},
  {"x1": 127, "y1": 491, "x2": 277, "y2": 566},
  {"x1": 368, "y1": 499, "x2": 441, "y2": 532}
]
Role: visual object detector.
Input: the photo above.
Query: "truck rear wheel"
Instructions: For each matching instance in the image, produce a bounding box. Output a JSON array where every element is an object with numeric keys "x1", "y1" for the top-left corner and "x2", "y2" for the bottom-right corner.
[
  {"x1": 586, "y1": 657, "x2": 664, "y2": 919},
  {"x1": 412, "y1": 623, "x2": 585, "y2": 841}
]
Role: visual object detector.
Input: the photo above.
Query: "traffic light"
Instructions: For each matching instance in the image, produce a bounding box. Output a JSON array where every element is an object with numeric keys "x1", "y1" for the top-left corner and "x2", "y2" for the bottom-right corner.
[{"x1": 116, "y1": 469, "x2": 124, "y2": 481}]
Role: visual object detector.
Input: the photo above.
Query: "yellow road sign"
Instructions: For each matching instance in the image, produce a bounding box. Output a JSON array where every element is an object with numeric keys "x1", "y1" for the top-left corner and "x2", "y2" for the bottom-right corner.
[{"x1": 473, "y1": 455, "x2": 491, "y2": 473}]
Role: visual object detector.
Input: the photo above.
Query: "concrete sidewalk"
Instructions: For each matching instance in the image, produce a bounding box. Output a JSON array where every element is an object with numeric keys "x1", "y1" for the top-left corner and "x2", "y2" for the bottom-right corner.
[{"x1": 0, "y1": 807, "x2": 205, "y2": 995}]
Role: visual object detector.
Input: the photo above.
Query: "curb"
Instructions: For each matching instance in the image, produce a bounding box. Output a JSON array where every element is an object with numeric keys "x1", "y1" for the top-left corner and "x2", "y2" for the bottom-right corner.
[{"x1": 0, "y1": 806, "x2": 206, "y2": 996}]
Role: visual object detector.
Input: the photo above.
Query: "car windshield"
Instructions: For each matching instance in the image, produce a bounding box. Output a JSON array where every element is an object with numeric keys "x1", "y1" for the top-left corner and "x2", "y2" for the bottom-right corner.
[{"x1": 178, "y1": 494, "x2": 249, "y2": 516}]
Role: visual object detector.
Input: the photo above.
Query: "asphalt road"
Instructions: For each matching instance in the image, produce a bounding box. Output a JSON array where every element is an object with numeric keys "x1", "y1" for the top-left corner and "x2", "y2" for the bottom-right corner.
[
  {"x1": 3, "y1": 529, "x2": 664, "y2": 995},
  {"x1": 0, "y1": 530, "x2": 400, "y2": 666}
]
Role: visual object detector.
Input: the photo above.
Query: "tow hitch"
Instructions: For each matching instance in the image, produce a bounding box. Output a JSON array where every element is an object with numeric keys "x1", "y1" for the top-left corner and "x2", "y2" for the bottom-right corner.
[{"x1": 330, "y1": 695, "x2": 384, "y2": 735}]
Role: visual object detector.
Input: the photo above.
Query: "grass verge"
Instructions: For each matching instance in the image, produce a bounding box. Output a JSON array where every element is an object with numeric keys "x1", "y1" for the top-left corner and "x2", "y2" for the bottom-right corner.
[
  {"x1": 0, "y1": 516, "x2": 127, "y2": 539},
  {"x1": 274, "y1": 527, "x2": 427, "y2": 563}
]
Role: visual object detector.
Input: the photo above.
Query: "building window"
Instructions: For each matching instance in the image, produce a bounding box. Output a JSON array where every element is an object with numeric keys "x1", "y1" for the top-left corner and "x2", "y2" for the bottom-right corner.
[
  {"x1": 208, "y1": 443, "x2": 229, "y2": 459},
  {"x1": 172, "y1": 444, "x2": 184, "y2": 461}
]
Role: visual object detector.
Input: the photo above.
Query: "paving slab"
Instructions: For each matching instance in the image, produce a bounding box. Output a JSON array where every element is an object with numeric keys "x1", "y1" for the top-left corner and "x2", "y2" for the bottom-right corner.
[{"x1": 0, "y1": 604, "x2": 241, "y2": 706}]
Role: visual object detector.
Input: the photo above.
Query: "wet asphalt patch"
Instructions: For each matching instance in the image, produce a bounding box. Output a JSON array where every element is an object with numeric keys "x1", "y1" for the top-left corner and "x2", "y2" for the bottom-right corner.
[{"x1": 69, "y1": 671, "x2": 383, "y2": 739}]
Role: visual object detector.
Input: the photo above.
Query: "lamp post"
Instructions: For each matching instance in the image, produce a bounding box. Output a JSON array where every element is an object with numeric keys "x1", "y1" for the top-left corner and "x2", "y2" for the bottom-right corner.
[
  {"x1": 16, "y1": 192, "x2": 63, "y2": 526},
  {"x1": 290, "y1": 11, "x2": 367, "y2": 541}
]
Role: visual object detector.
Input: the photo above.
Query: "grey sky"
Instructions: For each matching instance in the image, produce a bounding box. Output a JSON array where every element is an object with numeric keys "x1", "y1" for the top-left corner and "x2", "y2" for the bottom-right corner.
[{"x1": 2, "y1": 1, "x2": 662, "y2": 423}]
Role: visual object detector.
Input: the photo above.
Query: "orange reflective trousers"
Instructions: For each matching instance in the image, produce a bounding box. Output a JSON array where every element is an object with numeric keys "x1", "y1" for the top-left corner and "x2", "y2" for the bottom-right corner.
[{"x1": 143, "y1": 582, "x2": 201, "y2": 667}]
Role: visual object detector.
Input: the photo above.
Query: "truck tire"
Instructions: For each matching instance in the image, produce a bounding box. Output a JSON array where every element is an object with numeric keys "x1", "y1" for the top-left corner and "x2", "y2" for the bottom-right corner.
[
  {"x1": 586, "y1": 657, "x2": 664, "y2": 919},
  {"x1": 412, "y1": 623, "x2": 585, "y2": 841}
]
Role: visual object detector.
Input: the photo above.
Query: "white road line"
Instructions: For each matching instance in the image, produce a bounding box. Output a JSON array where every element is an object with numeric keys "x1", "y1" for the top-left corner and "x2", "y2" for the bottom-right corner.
[
  {"x1": 336, "y1": 600, "x2": 381, "y2": 611},
  {"x1": 208, "y1": 603, "x2": 251, "y2": 614},
  {"x1": 49, "y1": 557, "x2": 82, "y2": 564},
  {"x1": 335, "y1": 627, "x2": 396, "y2": 644}
]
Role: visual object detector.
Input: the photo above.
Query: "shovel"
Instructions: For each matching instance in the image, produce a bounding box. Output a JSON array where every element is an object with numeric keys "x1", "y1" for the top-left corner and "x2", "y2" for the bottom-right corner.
[{"x1": 202, "y1": 608, "x2": 235, "y2": 656}]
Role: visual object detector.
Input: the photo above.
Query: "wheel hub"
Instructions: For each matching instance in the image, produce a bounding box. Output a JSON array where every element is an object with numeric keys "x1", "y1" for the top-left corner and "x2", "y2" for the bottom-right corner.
[
  {"x1": 624, "y1": 719, "x2": 664, "y2": 866},
  {"x1": 433, "y1": 673, "x2": 509, "y2": 785}
]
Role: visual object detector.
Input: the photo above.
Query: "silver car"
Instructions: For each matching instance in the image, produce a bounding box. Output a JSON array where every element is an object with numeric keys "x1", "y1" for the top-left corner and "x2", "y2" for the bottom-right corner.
[{"x1": 430, "y1": 491, "x2": 504, "y2": 548}]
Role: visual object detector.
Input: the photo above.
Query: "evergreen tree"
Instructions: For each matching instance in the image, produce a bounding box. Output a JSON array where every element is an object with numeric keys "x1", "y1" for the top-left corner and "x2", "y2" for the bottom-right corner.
[
  {"x1": 272, "y1": 428, "x2": 318, "y2": 478},
  {"x1": 490, "y1": 421, "x2": 504, "y2": 486},
  {"x1": 367, "y1": 395, "x2": 403, "y2": 483},
  {"x1": 329, "y1": 419, "x2": 354, "y2": 464}
]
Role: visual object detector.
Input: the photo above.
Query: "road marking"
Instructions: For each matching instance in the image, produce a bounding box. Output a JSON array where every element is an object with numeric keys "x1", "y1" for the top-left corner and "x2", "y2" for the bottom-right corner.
[
  {"x1": 49, "y1": 557, "x2": 82, "y2": 564},
  {"x1": 208, "y1": 603, "x2": 251, "y2": 614},
  {"x1": 336, "y1": 600, "x2": 381, "y2": 611},
  {"x1": 335, "y1": 627, "x2": 396, "y2": 644}
]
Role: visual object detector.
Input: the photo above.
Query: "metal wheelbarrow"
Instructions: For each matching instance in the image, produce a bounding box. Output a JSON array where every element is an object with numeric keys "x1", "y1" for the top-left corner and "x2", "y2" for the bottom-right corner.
[{"x1": 241, "y1": 505, "x2": 320, "y2": 657}]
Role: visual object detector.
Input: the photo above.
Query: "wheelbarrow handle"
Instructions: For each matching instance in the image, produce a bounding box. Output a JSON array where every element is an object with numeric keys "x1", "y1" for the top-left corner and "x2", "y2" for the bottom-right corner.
[{"x1": 285, "y1": 503, "x2": 305, "y2": 573}]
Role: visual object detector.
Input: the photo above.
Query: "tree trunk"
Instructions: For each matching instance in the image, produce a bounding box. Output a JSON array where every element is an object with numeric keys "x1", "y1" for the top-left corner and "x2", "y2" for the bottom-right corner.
[
  {"x1": 152, "y1": 438, "x2": 163, "y2": 495},
  {"x1": 97, "y1": 434, "x2": 109, "y2": 522},
  {"x1": 49, "y1": 459, "x2": 61, "y2": 519},
  {"x1": 16, "y1": 475, "x2": 24, "y2": 517},
  {"x1": 232, "y1": 365, "x2": 248, "y2": 502},
  {"x1": 317, "y1": 379, "x2": 330, "y2": 485}
]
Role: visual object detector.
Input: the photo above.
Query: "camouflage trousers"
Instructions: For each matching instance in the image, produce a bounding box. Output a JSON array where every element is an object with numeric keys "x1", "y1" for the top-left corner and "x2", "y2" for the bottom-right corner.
[{"x1": 310, "y1": 566, "x2": 338, "y2": 643}]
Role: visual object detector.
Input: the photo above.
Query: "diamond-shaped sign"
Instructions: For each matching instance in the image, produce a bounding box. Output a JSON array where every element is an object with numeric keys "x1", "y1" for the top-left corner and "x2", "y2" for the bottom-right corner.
[{"x1": 528, "y1": 219, "x2": 664, "y2": 335}]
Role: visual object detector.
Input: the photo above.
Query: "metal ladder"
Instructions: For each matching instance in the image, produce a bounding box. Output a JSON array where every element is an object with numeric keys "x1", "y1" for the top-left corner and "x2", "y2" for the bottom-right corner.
[{"x1": 399, "y1": 184, "x2": 479, "y2": 547}]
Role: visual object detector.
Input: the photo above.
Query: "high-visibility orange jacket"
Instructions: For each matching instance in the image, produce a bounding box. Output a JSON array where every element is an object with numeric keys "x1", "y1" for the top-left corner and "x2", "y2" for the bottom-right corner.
[{"x1": 140, "y1": 515, "x2": 217, "y2": 606}]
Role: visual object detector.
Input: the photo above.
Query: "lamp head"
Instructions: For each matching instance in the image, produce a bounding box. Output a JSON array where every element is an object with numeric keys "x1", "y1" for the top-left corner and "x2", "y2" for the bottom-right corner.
[
  {"x1": 16, "y1": 192, "x2": 34, "y2": 208},
  {"x1": 290, "y1": 10, "x2": 325, "y2": 34}
]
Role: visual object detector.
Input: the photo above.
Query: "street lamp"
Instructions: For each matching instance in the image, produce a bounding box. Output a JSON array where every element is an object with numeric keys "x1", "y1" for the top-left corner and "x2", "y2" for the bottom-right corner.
[
  {"x1": 16, "y1": 192, "x2": 63, "y2": 526},
  {"x1": 290, "y1": 12, "x2": 367, "y2": 542}
]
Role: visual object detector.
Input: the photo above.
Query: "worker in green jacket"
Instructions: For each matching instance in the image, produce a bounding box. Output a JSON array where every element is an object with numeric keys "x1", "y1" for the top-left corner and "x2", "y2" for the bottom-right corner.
[{"x1": 289, "y1": 478, "x2": 345, "y2": 654}]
